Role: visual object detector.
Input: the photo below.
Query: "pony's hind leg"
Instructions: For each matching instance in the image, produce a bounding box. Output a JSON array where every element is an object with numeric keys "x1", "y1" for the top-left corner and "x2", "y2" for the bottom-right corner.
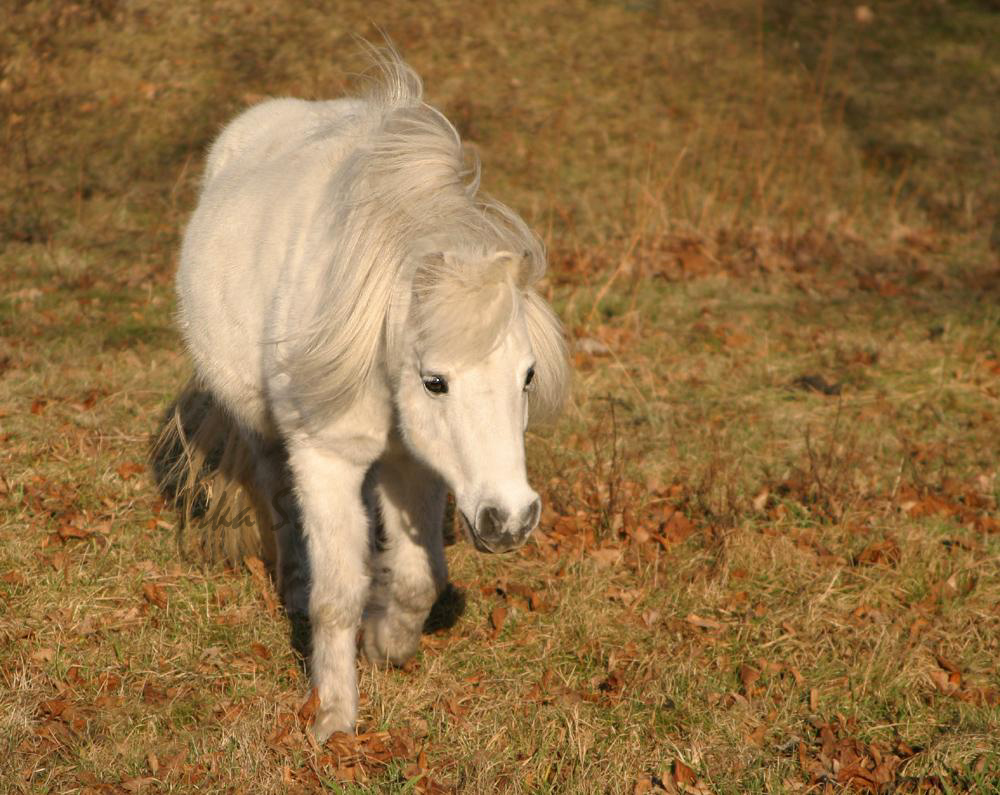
[
  {"x1": 363, "y1": 446, "x2": 447, "y2": 667},
  {"x1": 247, "y1": 436, "x2": 310, "y2": 618}
]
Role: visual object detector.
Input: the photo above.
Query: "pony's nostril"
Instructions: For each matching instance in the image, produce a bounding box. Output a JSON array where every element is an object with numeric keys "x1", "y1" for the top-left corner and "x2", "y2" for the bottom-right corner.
[
  {"x1": 476, "y1": 504, "x2": 508, "y2": 538},
  {"x1": 524, "y1": 498, "x2": 541, "y2": 531}
]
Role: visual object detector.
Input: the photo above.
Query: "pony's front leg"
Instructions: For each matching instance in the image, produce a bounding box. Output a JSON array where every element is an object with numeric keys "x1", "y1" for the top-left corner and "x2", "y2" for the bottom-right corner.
[
  {"x1": 363, "y1": 448, "x2": 447, "y2": 667},
  {"x1": 287, "y1": 442, "x2": 372, "y2": 742}
]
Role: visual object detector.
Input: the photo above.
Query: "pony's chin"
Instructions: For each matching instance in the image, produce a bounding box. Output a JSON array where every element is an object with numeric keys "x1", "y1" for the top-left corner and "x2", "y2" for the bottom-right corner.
[{"x1": 458, "y1": 511, "x2": 520, "y2": 554}]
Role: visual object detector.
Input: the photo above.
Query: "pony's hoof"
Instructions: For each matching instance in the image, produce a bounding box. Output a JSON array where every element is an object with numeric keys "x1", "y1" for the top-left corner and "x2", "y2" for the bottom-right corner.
[
  {"x1": 361, "y1": 618, "x2": 419, "y2": 668},
  {"x1": 311, "y1": 708, "x2": 354, "y2": 744}
]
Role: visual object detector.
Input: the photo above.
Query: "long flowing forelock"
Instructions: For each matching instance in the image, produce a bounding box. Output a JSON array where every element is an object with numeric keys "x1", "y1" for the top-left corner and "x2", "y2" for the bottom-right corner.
[
  {"x1": 280, "y1": 45, "x2": 554, "y2": 426},
  {"x1": 412, "y1": 255, "x2": 520, "y2": 367}
]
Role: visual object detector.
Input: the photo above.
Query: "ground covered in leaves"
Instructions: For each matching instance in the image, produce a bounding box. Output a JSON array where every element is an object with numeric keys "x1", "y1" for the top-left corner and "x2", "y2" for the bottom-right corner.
[{"x1": 2, "y1": 1, "x2": 998, "y2": 793}]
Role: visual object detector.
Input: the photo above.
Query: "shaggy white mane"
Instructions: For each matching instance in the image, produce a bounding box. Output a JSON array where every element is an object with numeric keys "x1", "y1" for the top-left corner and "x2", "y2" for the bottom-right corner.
[{"x1": 282, "y1": 47, "x2": 568, "y2": 424}]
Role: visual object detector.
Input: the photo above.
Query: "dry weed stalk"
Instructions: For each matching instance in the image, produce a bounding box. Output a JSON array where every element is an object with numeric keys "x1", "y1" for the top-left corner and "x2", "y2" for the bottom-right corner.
[{"x1": 802, "y1": 399, "x2": 866, "y2": 523}]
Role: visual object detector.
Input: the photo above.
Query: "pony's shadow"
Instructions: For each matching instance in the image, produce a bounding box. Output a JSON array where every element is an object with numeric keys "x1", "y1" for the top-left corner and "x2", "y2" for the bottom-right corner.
[{"x1": 422, "y1": 582, "x2": 467, "y2": 635}]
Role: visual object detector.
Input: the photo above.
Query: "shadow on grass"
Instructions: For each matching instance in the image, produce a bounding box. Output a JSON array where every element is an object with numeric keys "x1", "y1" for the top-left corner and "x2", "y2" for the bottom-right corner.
[
  {"x1": 757, "y1": 0, "x2": 1000, "y2": 220},
  {"x1": 423, "y1": 582, "x2": 467, "y2": 635}
]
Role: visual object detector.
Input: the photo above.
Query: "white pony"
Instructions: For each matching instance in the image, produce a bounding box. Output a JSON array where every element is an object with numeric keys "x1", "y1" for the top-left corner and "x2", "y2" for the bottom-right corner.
[{"x1": 159, "y1": 48, "x2": 568, "y2": 740}]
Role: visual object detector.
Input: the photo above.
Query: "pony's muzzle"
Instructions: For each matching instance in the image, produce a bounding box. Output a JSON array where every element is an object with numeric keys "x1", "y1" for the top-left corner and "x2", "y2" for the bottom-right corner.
[{"x1": 472, "y1": 496, "x2": 541, "y2": 553}]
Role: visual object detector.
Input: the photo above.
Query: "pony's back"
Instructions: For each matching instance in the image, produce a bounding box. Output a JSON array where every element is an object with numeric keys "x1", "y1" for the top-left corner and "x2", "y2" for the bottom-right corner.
[
  {"x1": 202, "y1": 49, "x2": 425, "y2": 188},
  {"x1": 203, "y1": 98, "x2": 362, "y2": 186}
]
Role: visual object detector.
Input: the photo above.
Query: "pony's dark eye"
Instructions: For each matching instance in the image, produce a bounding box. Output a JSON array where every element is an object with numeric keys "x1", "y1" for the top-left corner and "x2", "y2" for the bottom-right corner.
[
  {"x1": 524, "y1": 367, "x2": 535, "y2": 391},
  {"x1": 422, "y1": 375, "x2": 448, "y2": 395}
]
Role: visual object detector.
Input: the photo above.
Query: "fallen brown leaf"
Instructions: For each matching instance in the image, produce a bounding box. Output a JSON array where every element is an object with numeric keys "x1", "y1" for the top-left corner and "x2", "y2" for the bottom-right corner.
[
  {"x1": 588, "y1": 548, "x2": 622, "y2": 567},
  {"x1": 245, "y1": 555, "x2": 279, "y2": 614},
  {"x1": 116, "y1": 461, "x2": 144, "y2": 480},
  {"x1": 142, "y1": 682, "x2": 168, "y2": 705},
  {"x1": 142, "y1": 582, "x2": 168, "y2": 609},
  {"x1": 854, "y1": 538, "x2": 901, "y2": 567},
  {"x1": 298, "y1": 687, "x2": 320, "y2": 725},
  {"x1": 739, "y1": 664, "x2": 761, "y2": 694},
  {"x1": 250, "y1": 642, "x2": 271, "y2": 660},
  {"x1": 121, "y1": 777, "x2": 156, "y2": 792},
  {"x1": 935, "y1": 654, "x2": 961, "y2": 674},
  {"x1": 673, "y1": 759, "x2": 695, "y2": 786},
  {"x1": 747, "y1": 723, "x2": 767, "y2": 746},
  {"x1": 685, "y1": 613, "x2": 725, "y2": 632},
  {"x1": 490, "y1": 605, "x2": 507, "y2": 636},
  {"x1": 58, "y1": 524, "x2": 92, "y2": 542}
]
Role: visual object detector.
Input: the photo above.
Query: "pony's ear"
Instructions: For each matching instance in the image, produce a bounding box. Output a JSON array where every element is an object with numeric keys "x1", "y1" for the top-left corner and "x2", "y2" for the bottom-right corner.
[{"x1": 484, "y1": 250, "x2": 534, "y2": 287}]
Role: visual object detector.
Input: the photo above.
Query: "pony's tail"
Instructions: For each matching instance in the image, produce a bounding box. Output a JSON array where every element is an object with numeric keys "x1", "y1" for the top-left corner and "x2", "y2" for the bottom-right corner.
[{"x1": 149, "y1": 379, "x2": 275, "y2": 567}]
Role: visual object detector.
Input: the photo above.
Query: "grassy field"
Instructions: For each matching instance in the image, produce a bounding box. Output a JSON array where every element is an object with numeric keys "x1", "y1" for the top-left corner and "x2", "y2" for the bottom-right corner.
[{"x1": 2, "y1": 1, "x2": 999, "y2": 792}]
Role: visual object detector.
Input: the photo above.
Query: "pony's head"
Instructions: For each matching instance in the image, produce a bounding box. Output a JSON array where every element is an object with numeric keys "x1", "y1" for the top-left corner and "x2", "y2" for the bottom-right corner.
[{"x1": 391, "y1": 249, "x2": 568, "y2": 553}]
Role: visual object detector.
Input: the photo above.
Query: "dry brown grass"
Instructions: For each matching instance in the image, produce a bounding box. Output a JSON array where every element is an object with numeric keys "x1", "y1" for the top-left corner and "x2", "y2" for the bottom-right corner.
[{"x1": 2, "y1": 1, "x2": 999, "y2": 793}]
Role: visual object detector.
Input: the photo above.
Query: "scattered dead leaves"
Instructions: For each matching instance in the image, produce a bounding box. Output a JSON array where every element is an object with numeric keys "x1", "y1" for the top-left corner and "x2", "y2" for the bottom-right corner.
[
  {"x1": 634, "y1": 758, "x2": 714, "y2": 795},
  {"x1": 310, "y1": 730, "x2": 451, "y2": 793},
  {"x1": 57, "y1": 523, "x2": 92, "y2": 542},
  {"x1": 536, "y1": 469, "x2": 699, "y2": 572},
  {"x1": 482, "y1": 578, "x2": 551, "y2": 614},
  {"x1": 798, "y1": 715, "x2": 917, "y2": 790},
  {"x1": 928, "y1": 655, "x2": 1000, "y2": 706},
  {"x1": 896, "y1": 481, "x2": 998, "y2": 529}
]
